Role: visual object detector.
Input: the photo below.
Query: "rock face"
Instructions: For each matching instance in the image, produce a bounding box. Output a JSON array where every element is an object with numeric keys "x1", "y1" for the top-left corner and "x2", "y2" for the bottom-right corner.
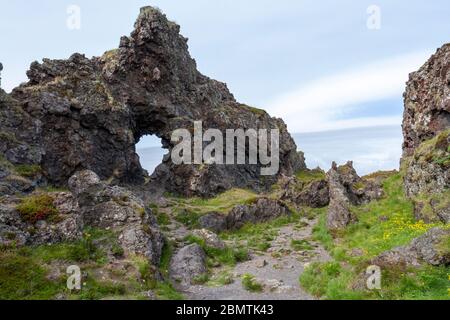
[
  {"x1": 0, "y1": 193, "x2": 82, "y2": 247},
  {"x1": 2, "y1": 6, "x2": 303, "y2": 197},
  {"x1": 402, "y1": 44, "x2": 450, "y2": 223},
  {"x1": 68, "y1": 170, "x2": 164, "y2": 265},
  {"x1": 0, "y1": 170, "x2": 164, "y2": 266},
  {"x1": 279, "y1": 172, "x2": 329, "y2": 208},
  {"x1": 402, "y1": 44, "x2": 450, "y2": 157},
  {"x1": 326, "y1": 162, "x2": 383, "y2": 232},
  {"x1": 169, "y1": 244, "x2": 207, "y2": 287},
  {"x1": 372, "y1": 228, "x2": 450, "y2": 268},
  {"x1": 198, "y1": 212, "x2": 228, "y2": 233},
  {"x1": 226, "y1": 198, "x2": 291, "y2": 230}
]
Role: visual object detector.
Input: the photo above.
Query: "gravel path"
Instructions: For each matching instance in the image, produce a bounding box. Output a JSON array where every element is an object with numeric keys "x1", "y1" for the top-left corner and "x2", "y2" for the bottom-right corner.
[{"x1": 183, "y1": 218, "x2": 331, "y2": 300}]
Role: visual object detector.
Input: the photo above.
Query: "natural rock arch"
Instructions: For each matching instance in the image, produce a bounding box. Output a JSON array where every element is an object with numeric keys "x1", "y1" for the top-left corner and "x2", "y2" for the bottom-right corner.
[{"x1": 6, "y1": 7, "x2": 304, "y2": 197}]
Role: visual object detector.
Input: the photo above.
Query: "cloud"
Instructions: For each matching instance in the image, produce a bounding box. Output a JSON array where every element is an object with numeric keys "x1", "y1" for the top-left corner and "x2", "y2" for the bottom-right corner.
[{"x1": 263, "y1": 50, "x2": 433, "y2": 133}]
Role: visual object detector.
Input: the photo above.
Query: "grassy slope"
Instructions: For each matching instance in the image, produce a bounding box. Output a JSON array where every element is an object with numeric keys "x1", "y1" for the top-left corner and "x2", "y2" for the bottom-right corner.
[
  {"x1": 301, "y1": 173, "x2": 450, "y2": 300},
  {"x1": 0, "y1": 228, "x2": 181, "y2": 300}
]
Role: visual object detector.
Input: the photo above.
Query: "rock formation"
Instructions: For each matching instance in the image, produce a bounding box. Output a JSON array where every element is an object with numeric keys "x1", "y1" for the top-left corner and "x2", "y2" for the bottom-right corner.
[
  {"x1": 169, "y1": 243, "x2": 207, "y2": 287},
  {"x1": 0, "y1": 170, "x2": 164, "y2": 265},
  {"x1": 1, "y1": 7, "x2": 303, "y2": 198},
  {"x1": 402, "y1": 44, "x2": 450, "y2": 223},
  {"x1": 372, "y1": 227, "x2": 450, "y2": 268},
  {"x1": 326, "y1": 161, "x2": 383, "y2": 232}
]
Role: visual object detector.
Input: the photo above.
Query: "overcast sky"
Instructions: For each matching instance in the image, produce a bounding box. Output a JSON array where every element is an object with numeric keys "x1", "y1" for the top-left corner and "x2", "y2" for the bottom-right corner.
[{"x1": 1, "y1": 1, "x2": 448, "y2": 138}]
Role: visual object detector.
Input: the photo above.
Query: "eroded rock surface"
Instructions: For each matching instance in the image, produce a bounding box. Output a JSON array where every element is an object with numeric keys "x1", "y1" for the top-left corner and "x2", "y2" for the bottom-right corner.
[
  {"x1": 326, "y1": 162, "x2": 383, "y2": 232},
  {"x1": 226, "y1": 198, "x2": 291, "y2": 230},
  {"x1": 68, "y1": 170, "x2": 164, "y2": 265},
  {"x1": 169, "y1": 244, "x2": 208, "y2": 287},
  {"x1": 402, "y1": 44, "x2": 450, "y2": 223},
  {"x1": 372, "y1": 227, "x2": 450, "y2": 268},
  {"x1": 2, "y1": 7, "x2": 303, "y2": 198}
]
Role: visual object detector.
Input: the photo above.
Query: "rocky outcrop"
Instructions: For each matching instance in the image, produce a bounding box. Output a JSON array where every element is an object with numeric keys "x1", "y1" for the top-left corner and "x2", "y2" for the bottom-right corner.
[
  {"x1": 2, "y1": 6, "x2": 303, "y2": 198},
  {"x1": 402, "y1": 44, "x2": 450, "y2": 157},
  {"x1": 372, "y1": 227, "x2": 450, "y2": 268},
  {"x1": 402, "y1": 44, "x2": 450, "y2": 223},
  {"x1": 279, "y1": 171, "x2": 329, "y2": 208},
  {"x1": 68, "y1": 170, "x2": 164, "y2": 265},
  {"x1": 326, "y1": 162, "x2": 383, "y2": 232},
  {"x1": 198, "y1": 212, "x2": 228, "y2": 233},
  {"x1": 169, "y1": 244, "x2": 208, "y2": 287},
  {"x1": 0, "y1": 192, "x2": 82, "y2": 247},
  {"x1": 226, "y1": 198, "x2": 291, "y2": 230},
  {"x1": 0, "y1": 170, "x2": 164, "y2": 266}
]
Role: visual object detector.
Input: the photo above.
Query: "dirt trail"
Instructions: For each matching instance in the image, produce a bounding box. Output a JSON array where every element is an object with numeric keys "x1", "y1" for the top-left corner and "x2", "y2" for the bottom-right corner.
[{"x1": 171, "y1": 217, "x2": 331, "y2": 300}]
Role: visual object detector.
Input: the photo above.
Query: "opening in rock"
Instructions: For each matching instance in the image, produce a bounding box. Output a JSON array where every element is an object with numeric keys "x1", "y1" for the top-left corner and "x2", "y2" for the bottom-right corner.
[{"x1": 136, "y1": 135, "x2": 167, "y2": 175}]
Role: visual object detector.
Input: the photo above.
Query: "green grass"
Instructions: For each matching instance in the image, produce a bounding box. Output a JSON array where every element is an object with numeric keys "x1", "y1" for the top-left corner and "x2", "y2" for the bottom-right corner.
[
  {"x1": 290, "y1": 239, "x2": 314, "y2": 251},
  {"x1": 207, "y1": 270, "x2": 234, "y2": 287},
  {"x1": 221, "y1": 210, "x2": 312, "y2": 253},
  {"x1": 241, "y1": 274, "x2": 263, "y2": 292},
  {"x1": 151, "y1": 205, "x2": 171, "y2": 226},
  {"x1": 16, "y1": 194, "x2": 60, "y2": 224},
  {"x1": 295, "y1": 168, "x2": 326, "y2": 183},
  {"x1": 301, "y1": 173, "x2": 449, "y2": 300},
  {"x1": 184, "y1": 235, "x2": 249, "y2": 267},
  {"x1": 15, "y1": 164, "x2": 41, "y2": 178},
  {"x1": 159, "y1": 240, "x2": 174, "y2": 276},
  {"x1": 174, "y1": 209, "x2": 201, "y2": 229},
  {"x1": 169, "y1": 188, "x2": 259, "y2": 217},
  {"x1": 0, "y1": 248, "x2": 62, "y2": 300}
]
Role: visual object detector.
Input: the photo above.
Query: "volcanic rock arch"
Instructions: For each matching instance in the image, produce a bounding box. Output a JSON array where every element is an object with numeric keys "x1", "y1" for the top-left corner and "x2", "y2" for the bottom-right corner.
[{"x1": 7, "y1": 7, "x2": 304, "y2": 197}]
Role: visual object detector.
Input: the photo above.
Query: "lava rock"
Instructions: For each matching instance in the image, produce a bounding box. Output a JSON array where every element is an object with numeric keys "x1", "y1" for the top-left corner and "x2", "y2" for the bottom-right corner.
[
  {"x1": 372, "y1": 227, "x2": 450, "y2": 268},
  {"x1": 169, "y1": 244, "x2": 207, "y2": 286},
  {"x1": 226, "y1": 198, "x2": 291, "y2": 230}
]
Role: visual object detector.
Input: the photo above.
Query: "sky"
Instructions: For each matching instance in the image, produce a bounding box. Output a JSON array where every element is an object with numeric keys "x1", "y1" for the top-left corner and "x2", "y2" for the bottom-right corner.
[{"x1": 1, "y1": 1, "x2": 448, "y2": 173}]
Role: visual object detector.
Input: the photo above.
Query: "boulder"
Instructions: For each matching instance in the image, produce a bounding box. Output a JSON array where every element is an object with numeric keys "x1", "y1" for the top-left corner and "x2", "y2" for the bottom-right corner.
[
  {"x1": 372, "y1": 227, "x2": 450, "y2": 268},
  {"x1": 169, "y1": 244, "x2": 207, "y2": 286},
  {"x1": 192, "y1": 229, "x2": 225, "y2": 249},
  {"x1": 198, "y1": 212, "x2": 227, "y2": 233},
  {"x1": 226, "y1": 198, "x2": 291, "y2": 230}
]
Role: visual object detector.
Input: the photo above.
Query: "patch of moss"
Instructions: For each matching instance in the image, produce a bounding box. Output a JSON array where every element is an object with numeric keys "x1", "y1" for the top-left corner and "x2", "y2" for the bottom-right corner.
[{"x1": 16, "y1": 194, "x2": 60, "y2": 224}]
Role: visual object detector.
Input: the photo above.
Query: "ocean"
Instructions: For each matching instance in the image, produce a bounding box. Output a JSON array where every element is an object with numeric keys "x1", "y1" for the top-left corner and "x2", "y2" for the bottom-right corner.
[{"x1": 136, "y1": 125, "x2": 403, "y2": 177}]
